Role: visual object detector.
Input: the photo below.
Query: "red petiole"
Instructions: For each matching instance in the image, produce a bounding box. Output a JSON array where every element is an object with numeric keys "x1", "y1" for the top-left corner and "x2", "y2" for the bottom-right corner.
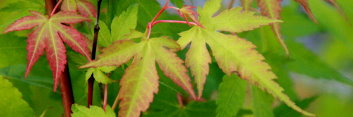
[
  {"x1": 50, "y1": 0, "x2": 62, "y2": 16},
  {"x1": 152, "y1": 20, "x2": 198, "y2": 26},
  {"x1": 145, "y1": 1, "x2": 202, "y2": 39}
]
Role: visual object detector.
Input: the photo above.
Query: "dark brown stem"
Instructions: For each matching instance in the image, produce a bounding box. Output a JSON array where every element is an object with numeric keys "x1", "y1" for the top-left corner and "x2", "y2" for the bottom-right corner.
[
  {"x1": 45, "y1": 0, "x2": 74, "y2": 116},
  {"x1": 88, "y1": 0, "x2": 103, "y2": 107}
]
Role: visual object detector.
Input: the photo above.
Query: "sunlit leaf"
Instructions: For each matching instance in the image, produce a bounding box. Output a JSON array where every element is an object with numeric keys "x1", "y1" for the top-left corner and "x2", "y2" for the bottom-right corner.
[{"x1": 82, "y1": 37, "x2": 196, "y2": 117}]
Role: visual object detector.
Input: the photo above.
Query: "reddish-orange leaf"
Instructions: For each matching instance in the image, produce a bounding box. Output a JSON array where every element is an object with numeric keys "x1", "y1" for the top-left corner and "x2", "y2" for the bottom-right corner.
[
  {"x1": 61, "y1": 0, "x2": 97, "y2": 17},
  {"x1": 61, "y1": 0, "x2": 77, "y2": 12},
  {"x1": 4, "y1": 11, "x2": 90, "y2": 91}
]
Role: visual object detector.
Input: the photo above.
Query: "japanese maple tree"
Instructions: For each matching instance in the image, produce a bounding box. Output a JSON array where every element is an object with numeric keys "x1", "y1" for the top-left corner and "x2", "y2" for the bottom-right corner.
[{"x1": 1, "y1": 0, "x2": 352, "y2": 117}]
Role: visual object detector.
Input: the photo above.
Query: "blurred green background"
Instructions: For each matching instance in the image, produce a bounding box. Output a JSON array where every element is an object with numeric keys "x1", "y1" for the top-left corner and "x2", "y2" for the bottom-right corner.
[{"x1": 0, "y1": 0, "x2": 352, "y2": 117}]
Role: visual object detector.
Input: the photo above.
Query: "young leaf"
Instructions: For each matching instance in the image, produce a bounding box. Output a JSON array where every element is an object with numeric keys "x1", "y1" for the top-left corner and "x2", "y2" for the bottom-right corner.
[
  {"x1": 61, "y1": 0, "x2": 97, "y2": 17},
  {"x1": 97, "y1": 5, "x2": 139, "y2": 47},
  {"x1": 4, "y1": 11, "x2": 91, "y2": 91},
  {"x1": 85, "y1": 66, "x2": 116, "y2": 84},
  {"x1": 71, "y1": 104, "x2": 115, "y2": 117},
  {"x1": 216, "y1": 75, "x2": 247, "y2": 117},
  {"x1": 178, "y1": 0, "x2": 315, "y2": 116},
  {"x1": 111, "y1": 5, "x2": 138, "y2": 41},
  {"x1": 81, "y1": 37, "x2": 196, "y2": 117}
]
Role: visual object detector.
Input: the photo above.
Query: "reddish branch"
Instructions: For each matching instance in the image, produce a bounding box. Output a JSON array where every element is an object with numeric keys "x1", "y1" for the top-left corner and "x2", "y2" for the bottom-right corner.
[
  {"x1": 45, "y1": 0, "x2": 74, "y2": 117},
  {"x1": 88, "y1": 0, "x2": 103, "y2": 107},
  {"x1": 60, "y1": 66, "x2": 74, "y2": 117}
]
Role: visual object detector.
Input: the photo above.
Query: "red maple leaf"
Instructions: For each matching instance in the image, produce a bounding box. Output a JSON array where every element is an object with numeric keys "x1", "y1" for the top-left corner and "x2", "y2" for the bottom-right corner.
[{"x1": 4, "y1": 11, "x2": 91, "y2": 91}]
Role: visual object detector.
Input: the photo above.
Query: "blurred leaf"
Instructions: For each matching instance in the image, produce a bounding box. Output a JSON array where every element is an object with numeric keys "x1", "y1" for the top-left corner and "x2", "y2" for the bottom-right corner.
[
  {"x1": 252, "y1": 86, "x2": 274, "y2": 117},
  {"x1": 281, "y1": 3, "x2": 320, "y2": 38},
  {"x1": 309, "y1": 0, "x2": 353, "y2": 51},
  {"x1": 0, "y1": 34, "x2": 26, "y2": 68},
  {"x1": 171, "y1": 0, "x2": 184, "y2": 8},
  {"x1": 0, "y1": 59, "x2": 64, "y2": 116},
  {"x1": 0, "y1": 76, "x2": 35, "y2": 117},
  {"x1": 71, "y1": 104, "x2": 116, "y2": 117},
  {"x1": 216, "y1": 75, "x2": 246, "y2": 117},
  {"x1": 0, "y1": 0, "x2": 44, "y2": 32},
  {"x1": 313, "y1": 95, "x2": 353, "y2": 117},
  {"x1": 335, "y1": 0, "x2": 353, "y2": 23},
  {"x1": 274, "y1": 96, "x2": 317, "y2": 117},
  {"x1": 286, "y1": 40, "x2": 353, "y2": 86}
]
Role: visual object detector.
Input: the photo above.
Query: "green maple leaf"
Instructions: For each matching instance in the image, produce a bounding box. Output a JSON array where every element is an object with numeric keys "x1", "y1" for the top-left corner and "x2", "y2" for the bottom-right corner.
[
  {"x1": 71, "y1": 104, "x2": 115, "y2": 117},
  {"x1": 81, "y1": 37, "x2": 196, "y2": 117},
  {"x1": 177, "y1": 0, "x2": 315, "y2": 116},
  {"x1": 85, "y1": 66, "x2": 116, "y2": 84},
  {"x1": 216, "y1": 75, "x2": 247, "y2": 117}
]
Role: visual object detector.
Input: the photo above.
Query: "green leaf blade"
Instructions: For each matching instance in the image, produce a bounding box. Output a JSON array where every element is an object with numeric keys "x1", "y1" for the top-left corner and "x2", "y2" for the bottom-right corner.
[
  {"x1": 0, "y1": 76, "x2": 35, "y2": 117},
  {"x1": 216, "y1": 75, "x2": 247, "y2": 117}
]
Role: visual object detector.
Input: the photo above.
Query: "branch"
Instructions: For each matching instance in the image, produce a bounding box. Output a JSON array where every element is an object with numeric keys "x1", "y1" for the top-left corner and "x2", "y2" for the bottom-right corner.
[
  {"x1": 88, "y1": 0, "x2": 103, "y2": 107},
  {"x1": 45, "y1": 0, "x2": 74, "y2": 116}
]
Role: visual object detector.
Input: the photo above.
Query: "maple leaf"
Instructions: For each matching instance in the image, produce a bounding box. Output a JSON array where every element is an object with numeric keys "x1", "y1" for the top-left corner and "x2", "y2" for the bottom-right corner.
[
  {"x1": 177, "y1": 0, "x2": 315, "y2": 116},
  {"x1": 81, "y1": 37, "x2": 196, "y2": 117},
  {"x1": 85, "y1": 66, "x2": 116, "y2": 84},
  {"x1": 61, "y1": 0, "x2": 97, "y2": 17},
  {"x1": 4, "y1": 11, "x2": 91, "y2": 91}
]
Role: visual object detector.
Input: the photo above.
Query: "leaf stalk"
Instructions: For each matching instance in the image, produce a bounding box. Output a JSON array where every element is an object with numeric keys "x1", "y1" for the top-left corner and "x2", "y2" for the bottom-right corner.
[{"x1": 45, "y1": 0, "x2": 74, "y2": 116}]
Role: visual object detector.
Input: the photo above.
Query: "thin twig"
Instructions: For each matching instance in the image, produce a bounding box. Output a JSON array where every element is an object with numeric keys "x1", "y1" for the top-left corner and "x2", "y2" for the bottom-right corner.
[{"x1": 88, "y1": 0, "x2": 103, "y2": 107}]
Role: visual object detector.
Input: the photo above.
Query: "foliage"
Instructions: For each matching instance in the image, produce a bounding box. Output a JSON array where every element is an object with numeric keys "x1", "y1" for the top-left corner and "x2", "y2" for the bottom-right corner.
[
  {"x1": 4, "y1": 11, "x2": 91, "y2": 91},
  {"x1": 71, "y1": 104, "x2": 115, "y2": 117},
  {"x1": 0, "y1": 0, "x2": 353, "y2": 117}
]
